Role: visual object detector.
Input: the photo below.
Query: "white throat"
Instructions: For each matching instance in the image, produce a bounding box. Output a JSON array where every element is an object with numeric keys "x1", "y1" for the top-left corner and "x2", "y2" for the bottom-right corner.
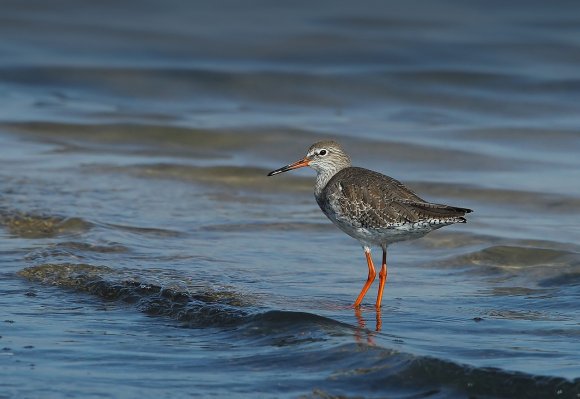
[{"x1": 314, "y1": 165, "x2": 344, "y2": 198}]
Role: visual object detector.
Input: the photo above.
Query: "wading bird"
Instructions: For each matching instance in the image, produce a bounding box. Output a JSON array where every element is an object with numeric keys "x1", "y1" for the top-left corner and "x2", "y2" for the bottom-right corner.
[{"x1": 268, "y1": 140, "x2": 472, "y2": 308}]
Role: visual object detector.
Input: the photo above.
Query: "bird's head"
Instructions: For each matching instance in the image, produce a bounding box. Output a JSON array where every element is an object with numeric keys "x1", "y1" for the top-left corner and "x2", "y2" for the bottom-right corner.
[{"x1": 267, "y1": 140, "x2": 351, "y2": 176}]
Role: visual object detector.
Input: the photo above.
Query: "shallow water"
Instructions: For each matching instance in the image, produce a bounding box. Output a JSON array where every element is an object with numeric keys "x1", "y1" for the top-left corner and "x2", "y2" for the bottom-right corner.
[{"x1": 1, "y1": 1, "x2": 580, "y2": 398}]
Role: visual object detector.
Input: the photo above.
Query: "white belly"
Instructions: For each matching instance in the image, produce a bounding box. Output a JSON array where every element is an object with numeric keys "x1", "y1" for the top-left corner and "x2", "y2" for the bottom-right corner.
[{"x1": 329, "y1": 213, "x2": 444, "y2": 247}]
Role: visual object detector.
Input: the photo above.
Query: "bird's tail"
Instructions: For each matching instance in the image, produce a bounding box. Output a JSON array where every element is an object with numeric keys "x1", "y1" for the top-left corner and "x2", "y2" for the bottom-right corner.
[{"x1": 410, "y1": 202, "x2": 473, "y2": 223}]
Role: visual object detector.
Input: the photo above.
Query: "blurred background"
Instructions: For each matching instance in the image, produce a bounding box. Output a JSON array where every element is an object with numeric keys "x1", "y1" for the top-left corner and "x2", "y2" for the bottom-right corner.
[{"x1": 1, "y1": 1, "x2": 579, "y2": 398}]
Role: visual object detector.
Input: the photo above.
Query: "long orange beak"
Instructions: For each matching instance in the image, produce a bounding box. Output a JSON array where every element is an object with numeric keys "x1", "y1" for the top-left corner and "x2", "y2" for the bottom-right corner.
[{"x1": 267, "y1": 157, "x2": 310, "y2": 176}]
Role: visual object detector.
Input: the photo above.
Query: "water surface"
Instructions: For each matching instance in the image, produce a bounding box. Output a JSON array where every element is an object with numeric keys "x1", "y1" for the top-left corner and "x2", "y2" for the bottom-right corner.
[{"x1": 1, "y1": 1, "x2": 579, "y2": 398}]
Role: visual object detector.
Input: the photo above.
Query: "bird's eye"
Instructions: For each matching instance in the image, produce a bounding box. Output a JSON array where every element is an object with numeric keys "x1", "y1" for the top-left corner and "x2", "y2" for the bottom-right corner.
[{"x1": 318, "y1": 149, "x2": 327, "y2": 156}]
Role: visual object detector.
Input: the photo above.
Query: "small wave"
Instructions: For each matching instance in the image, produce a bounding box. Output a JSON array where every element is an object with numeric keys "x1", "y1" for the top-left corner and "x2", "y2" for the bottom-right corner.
[
  {"x1": 0, "y1": 121, "x2": 315, "y2": 159},
  {"x1": 396, "y1": 356, "x2": 579, "y2": 399},
  {"x1": 101, "y1": 222, "x2": 185, "y2": 237},
  {"x1": 17, "y1": 262, "x2": 359, "y2": 353},
  {"x1": 314, "y1": 344, "x2": 578, "y2": 398},
  {"x1": 487, "y1": 246, "x2": 573, "y2": 267},
  {"x1": 18, "y1": 263, "x2": 253, "y2": 328},
  {"x1": 0, "y1": 210, "x2": 91, "y2": 238},
  {"x1": 18, "y1": 263, "x2": 351, "y2": 334},
  {"x1": 53, "y1": 241, "x2": 129, "y2": 253},
  {"x1": 434, "y1": 245, "x2": 580, "y2": 290},
  {"x1": 107, "y1": 163, "x2": 312, "y2": 193},
  {"x1": 238, "y1": 341, "x2": 580, "y2": 399},
  {"x1": 200, "y1": 310, "x2": 354, "y2": 350},
  {"x1": 438, "y1": 245, "x2": 579, "y2": 269}
]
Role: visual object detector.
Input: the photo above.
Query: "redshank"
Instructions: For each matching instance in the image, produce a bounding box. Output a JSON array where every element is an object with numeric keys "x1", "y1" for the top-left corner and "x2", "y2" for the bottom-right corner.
[{"x1": 267, "y1": 140, "x2": 472, "y2": 308}]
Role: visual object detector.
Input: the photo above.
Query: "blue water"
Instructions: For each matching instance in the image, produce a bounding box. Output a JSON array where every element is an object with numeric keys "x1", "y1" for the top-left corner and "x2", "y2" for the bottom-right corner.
[{"x1": 1, "y1": 1, "x2": 579, "y2": 398}]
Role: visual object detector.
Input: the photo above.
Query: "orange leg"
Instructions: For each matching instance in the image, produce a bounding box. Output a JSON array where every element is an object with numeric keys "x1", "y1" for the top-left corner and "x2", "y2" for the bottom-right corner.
[
  {"x1": 353, "y1": 248, "x2": 376, "y2": 308},
  {"x1": 375, "y1": 248, "x2": 388, "y2": 308},
  {"x1": 375, "y1": 307, "x2": 382, "y2": 331}
]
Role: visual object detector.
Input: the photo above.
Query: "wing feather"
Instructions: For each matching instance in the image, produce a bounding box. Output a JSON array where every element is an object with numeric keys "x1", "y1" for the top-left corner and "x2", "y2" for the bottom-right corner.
[{"x1": 321, "y1": 167, "x2": 471, "y2": 229}]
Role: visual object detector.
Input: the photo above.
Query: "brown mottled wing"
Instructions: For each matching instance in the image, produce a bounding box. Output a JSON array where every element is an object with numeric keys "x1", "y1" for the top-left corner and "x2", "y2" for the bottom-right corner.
[{"x1": 323, "y1": 167, "x2": 471, "y2": 229}]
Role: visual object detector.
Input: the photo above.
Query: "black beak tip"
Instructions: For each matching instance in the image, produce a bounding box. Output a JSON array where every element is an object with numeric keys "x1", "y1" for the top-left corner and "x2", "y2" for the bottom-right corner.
[{"x1": 267, "y1": 169, "x2": 282, "y2": 177}]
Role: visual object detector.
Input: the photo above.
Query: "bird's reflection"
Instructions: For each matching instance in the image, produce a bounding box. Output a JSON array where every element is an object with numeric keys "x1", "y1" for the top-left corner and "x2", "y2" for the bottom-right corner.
[{"x1": 354, "y1": 307, "x2": 382, "y2": 344}]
